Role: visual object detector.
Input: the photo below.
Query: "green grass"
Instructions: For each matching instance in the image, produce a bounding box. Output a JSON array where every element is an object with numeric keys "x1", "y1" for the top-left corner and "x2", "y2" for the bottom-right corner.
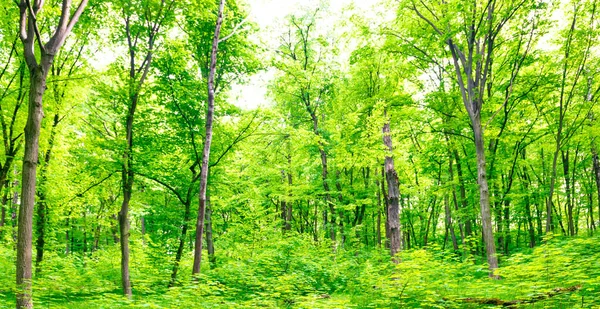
[{"x1": 1, "y1": 233, "x2": 599, "y2": 308}]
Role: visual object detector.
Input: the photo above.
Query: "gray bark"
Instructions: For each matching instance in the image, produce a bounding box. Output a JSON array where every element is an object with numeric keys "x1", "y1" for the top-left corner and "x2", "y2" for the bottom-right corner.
[
  {"x1": 193, "y1": 0, "x2": 224, "y2": 276},
  {"x1": 382, "y1": 116, "x2": 401, "y2": 258}
]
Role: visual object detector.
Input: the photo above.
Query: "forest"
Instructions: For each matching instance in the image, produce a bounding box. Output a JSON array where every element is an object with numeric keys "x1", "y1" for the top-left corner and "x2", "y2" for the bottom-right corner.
[{"x1": 1, "y1": 0, "x2": 600, "y2": 308}]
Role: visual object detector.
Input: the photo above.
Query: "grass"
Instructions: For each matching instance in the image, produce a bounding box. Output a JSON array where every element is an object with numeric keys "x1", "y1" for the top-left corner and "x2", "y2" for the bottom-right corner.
[{"x1": 0, "y1": 233, "x2": 598, "y2": 308}]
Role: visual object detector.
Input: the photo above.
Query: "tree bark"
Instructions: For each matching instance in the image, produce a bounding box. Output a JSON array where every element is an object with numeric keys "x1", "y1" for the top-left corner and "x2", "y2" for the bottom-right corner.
[
  {"x1": 34, "y1": 112, "x2": 59, "y2": 272},
  {"x1": 444, "y1": 194, "x2": 459, "y2": 252},
  {"x1": 453, "y1": 149, "x2": 472, "y2": 238},
  {"x1": 15, "y1": 8, "x2": 90, "y2": 305},
  {"x1": 592, "y1": 145, "x2": 600, "y2": 230},
  {"x1": 17, "y1": 63, "x2": 47, "y2": 309},
  {"x1": 205, "y1": 198, "x2": 216, "y2": 267},
  {"x1": 562, "y1": 150, "x2": 575, "y2": 236},
  {"x1": 193, "y1": 0, "x2": 224, "y2": 276},
  {"x1": 170, "y1": 200, "x2": 191, "y2": 286},
  {"x1": 382, "y1": 116, "x2": 401, "y2": 259},
  {"x1": 16, "y1": 8, "x2": 89, "y2": 303},
  {"x1": 472, "y1": 114, "x2": 499, "y2": 273}
]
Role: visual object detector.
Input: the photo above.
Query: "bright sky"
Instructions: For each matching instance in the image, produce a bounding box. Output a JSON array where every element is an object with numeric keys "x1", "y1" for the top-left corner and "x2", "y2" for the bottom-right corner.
[{"x1": 230, "y1": 0, "x2": 382, "y2": 110}]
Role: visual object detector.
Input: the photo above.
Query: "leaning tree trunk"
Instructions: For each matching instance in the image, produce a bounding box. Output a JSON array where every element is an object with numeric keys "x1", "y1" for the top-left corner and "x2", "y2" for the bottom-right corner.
[
  {"x1": 382, "y1": 116, "x2": 401, "y2": 259},
  {"x1": 192, "y1": 0, "x2": 224, "y2": 276},
  {"x1": 170, "y1": 200, "x2": 191, "y2": 286}
]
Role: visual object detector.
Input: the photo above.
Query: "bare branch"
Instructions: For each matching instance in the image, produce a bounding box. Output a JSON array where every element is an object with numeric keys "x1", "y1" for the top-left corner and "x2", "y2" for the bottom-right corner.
[{"x1": 219, "y1": 18, "x2": 248, "y2": 43}]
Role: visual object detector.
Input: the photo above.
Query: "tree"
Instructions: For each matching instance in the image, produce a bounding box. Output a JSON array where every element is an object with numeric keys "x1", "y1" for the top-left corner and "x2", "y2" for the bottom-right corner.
[
  {"x1": 193, "y1": 0, "x2": 225, "y2": 277},
  {"x1": 271, "y1": 10, "x2": 339, "y2": 241},
  {"x1": 407, "y1": 0, "x2": 534, "y2": 275},
  {"x1": 110, "y1": 0, "x2": 175, "y2": 297},
  {"x1": 15, "y1": 0, "x2": 89, "y2": 307}
]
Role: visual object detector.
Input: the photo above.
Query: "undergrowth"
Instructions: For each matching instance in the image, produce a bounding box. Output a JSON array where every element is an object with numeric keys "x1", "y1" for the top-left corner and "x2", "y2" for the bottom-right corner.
[{"x1": 0, "y1": 233, "x2": 598, "y2": 308}]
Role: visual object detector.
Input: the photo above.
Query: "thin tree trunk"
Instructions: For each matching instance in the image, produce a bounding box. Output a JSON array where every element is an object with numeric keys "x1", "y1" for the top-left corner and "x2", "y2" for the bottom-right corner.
[
  {"x1": 453, "y1": 149, "x2": 472, "y2": 237},
  {"x1": 193, "y1": 0, "x2": 224, "y2": 276},
  {"x1": 205, "y1": 197, "x2": 215, "y2": 267},
  {"x1": 376, "y1": 179, "x2": 382, "y2": 247},
  {"x1": 170, "y1": 200, "x2": 191, "y2": 286},
  {"x1": 111, "y1": 214, "x2": 119, "y2": 244},
  {"x1": 444, "y1": 194, "x2": 459, "y2": 251},
  {"x1": 562, "y1": 150, "x2": 575, "y2": 236},
  {"x1": 34, "y1": 112, "x2": 59, "y2": 272},
  {"x1": 592, "y1": 145, "x2": 600, "y2": 230}
]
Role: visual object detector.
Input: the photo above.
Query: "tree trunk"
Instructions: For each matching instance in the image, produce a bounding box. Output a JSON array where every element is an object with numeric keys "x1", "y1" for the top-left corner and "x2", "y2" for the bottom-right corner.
[
  {"x1": 444, "y1": 194, "x2": 459, "y2": 251},
  {"x1": 205, "y1": 198, "x2": 215, "y2": 267},
  {"x1": 471, "y1": 114, "x2": 499, "y2": 274},
  {"x1": 376, "y1": 179, "x2": 382, "y2": 247},
  {"x1": 193, "y1": 0, "x2": 224, "y2": 276},
  {"x1": 34, "y1": 112, "x2": 59, "y2": 272},
  {"x1": 119, "y1": 185, "x2": 132, "y2": 297},
  {"x1": 170, "y1": 200, "x2": 191, "y2": 286},
  {"x1": 592, "y1": 145, "x2": 600, "y2": 230},
  {"x1": 17, "y1": 63, "x2": 48, "y2": 309},
  {"x1": 453, "y1": 149, "x2": 472, "y2": 237},
  {"x1": 382, "y1": 117, "x2": 401, "y2": 259},
  {"x1": 562, "y1": 150, "x2": 575, "y2": 236},
  {"x1": 16, "y1": 0, "x2": 88, "y2": 303}
]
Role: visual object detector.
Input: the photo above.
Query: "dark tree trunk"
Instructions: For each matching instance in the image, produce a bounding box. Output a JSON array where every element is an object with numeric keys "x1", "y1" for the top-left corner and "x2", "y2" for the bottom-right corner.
[
  {"x1": 592, "y1": 145, "x2": 600, "y2": 231},
  {"x1": 562, "y1": 150, "x2": 575, "y2": 236},
  {"x1": 376, "y1": 180, "x2": 382, "y2": 247},
  {"x1": 205, "y1": 198, "x2": 215, "y2": 267},
  {"x1": 17, "y1": 63, "x2": 47, "y2": 309},
  {"x1": 521, "y1": 167, "x2": 536, "y2": 247},
  {"x1": 16, "y1": 1, "x2": 88, "y2": 305},
  {"x1": 444, "y1": 194, "x2": 459, "y2": 251},
  {"x1": 111, "y1": 214, "x2": 120, "y2": 244},
  {"x1": 453, "y1": 149, "x2": 472, "y2": 237},
  {"x1": 34, "y1": 112, "x2": 59, "y2": 272},
  {"x1": 170, "y1": 200, "x2": 191, "y2": 286}
]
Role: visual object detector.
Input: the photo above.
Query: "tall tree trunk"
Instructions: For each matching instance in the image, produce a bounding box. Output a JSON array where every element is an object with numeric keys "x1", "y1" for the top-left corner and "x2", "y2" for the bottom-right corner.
[
  {"x1": 193, "y1": 0, "x2": 224, "y2": 276},
  {"x1": 17, "y1": 63, "x2": 48, "y2": 309},
  {"x1": 119, "y1": 83, "x2": 138, "y2": 297},
  {"x1": 382, "y1": 116, "x2": 401, "y2": 258},
  {"x1": 471, "y1": 114, "x2": 499, "y2": 274},
  {"x1": 16, "y1": 1, "x2": 88, "y2": 306}
]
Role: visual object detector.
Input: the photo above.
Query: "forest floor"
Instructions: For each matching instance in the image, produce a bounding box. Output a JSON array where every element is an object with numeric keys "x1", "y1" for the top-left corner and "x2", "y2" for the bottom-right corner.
[{"x1": 0, "y1": 233, "x2": 599, "y2": 308}]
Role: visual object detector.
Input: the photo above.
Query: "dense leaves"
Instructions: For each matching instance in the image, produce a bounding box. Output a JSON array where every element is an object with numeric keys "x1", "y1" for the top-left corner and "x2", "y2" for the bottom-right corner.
[{"x1": 1, "y1": 0, "x2": 600, "y2": 308}]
